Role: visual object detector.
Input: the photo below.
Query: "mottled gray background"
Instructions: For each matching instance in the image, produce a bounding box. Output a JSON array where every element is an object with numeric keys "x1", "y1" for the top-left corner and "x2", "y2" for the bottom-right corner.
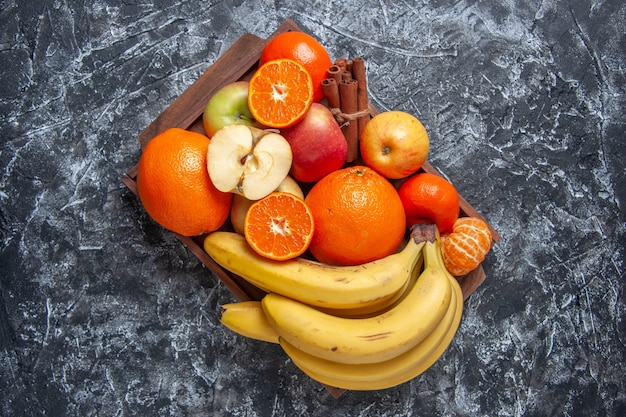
[{"x1": 1, "y1": 0, "x2": 624, "y2": 416}]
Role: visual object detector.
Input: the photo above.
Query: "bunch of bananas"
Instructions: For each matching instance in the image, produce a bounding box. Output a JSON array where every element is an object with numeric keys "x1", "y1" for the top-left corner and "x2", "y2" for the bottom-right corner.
[{"x1": 203, "y1": 224, "x2": 464, "y2": 391}]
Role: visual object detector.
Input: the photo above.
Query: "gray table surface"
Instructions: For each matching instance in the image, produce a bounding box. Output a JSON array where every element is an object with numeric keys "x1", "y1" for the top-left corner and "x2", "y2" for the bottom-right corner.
[{"x1": 1, "y1": 1, "x2": 624, "y2": 416}]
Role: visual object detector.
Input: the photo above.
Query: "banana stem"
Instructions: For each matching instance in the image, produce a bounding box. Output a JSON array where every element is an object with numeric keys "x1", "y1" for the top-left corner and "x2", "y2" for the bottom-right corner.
[{"x1": 409, "y1": 224, "x2": 436, "y2": 246}]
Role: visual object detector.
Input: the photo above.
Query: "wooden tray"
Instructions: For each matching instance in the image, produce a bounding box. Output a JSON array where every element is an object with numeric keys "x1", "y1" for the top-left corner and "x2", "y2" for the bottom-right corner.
[{"x1": 121, "y1": 19, "x2": 500, "y2": 398}]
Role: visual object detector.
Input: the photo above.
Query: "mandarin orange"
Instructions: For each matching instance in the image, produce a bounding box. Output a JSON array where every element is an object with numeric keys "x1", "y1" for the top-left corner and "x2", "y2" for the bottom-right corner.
[
  {"x1": 441, "y1": 217, "x2": 493, "y2": 276},
  {"x1": 136, "y1": 128, "x2": 232, "y2": 236},
  {"x1": 259, "y1": 31, "x2": 332, "y2": 103},
  {"x1": 244, "y1": 192, "x2": 314, "y2": 261},
  {"x1": 304, "y1": 166, "x2": 406, "y2": 266},
  {"x1": 248, "y1": 58, "x2": 314, "y2": 128},
  {"x1": 397, "y1": 172, "x2": 460, "y2": 233}
]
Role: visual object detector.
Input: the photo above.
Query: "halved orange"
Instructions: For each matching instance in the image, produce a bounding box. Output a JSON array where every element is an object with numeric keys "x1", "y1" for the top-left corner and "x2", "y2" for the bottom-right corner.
[
  {"x1": 244, "y1": 192, "x2": 315, "y2": 261},
  {"x1": 248, "y1": 58, "x2": 314, "y2": 128}
]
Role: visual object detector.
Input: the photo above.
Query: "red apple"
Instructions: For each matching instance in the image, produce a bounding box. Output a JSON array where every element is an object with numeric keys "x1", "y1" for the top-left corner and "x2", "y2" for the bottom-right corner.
[
  {"x1": 280, "y1": 103, "x2": 348, "y2": 183},
  {"x1": 360, "y1": 111, "x2": 429, "y2": 179}
]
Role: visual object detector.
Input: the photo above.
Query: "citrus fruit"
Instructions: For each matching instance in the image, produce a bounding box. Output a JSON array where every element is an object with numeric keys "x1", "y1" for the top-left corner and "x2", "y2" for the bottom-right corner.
[
  {"x1": 441, "y1": 217, "x2": 493, "y2": 276},
  {"x1": 397, "y1": 172, "x2": 460, "y2": 233},
  {"x1": 136, "y1": 127, "x2": 232, "y2": 236},
  {"x1": 248, "y1": 58, "x2": 314, "y2": 128},
  {"x1": 304, "y1": 166, "x2": 406, "y2": 266},
  {"x1": 244, "y1": 192, "x2": 314, "y2": 261},
  {"x1": 259, "y1": 31, "x2": 332, "y2": 103}
]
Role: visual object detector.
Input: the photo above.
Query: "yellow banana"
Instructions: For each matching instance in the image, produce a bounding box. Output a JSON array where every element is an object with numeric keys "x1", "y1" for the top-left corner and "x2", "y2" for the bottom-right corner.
[
  {"x1": 220, "y1": 301, "x2": 279, "y2": 344},
  {"x1": 279, "y1": 271, "x2": 458, "y2": 384},
  {"x1": 203, "y1": 227, "x2": 427, "y2": 310},
  {"x1": 261, "y1": 238, "x2": 452, "y2": 364},
  {"x1": 290, "y1": 274, "x2": 464, "y2": 390},
  {"x1": 317, "y1": 250, "x2": 424, "y2": 318}
]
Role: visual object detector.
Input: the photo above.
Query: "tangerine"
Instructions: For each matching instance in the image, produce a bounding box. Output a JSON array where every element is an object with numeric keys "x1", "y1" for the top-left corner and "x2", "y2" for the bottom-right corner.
[
  {"x1": 136, "y1": 128, "x2": 232, "y2": 236},
  {"x1": 244, "y1": 192, "x2": 314, "y2": 261},
  {"x1": 441, "y1": 217, "x2": 493, "y2": 276},
  {"x1": 260, "y1": 31, "x2": 332, "y2": 103},
  {"x1": 397, "y1": 172, "x2": 460, "y2": 233},
  {"x1": 304, "y1": 166, "x2": 406, "y2": 266},
  {"x1": 248, "y1": 58, "x2": 314, "y2": 128}
]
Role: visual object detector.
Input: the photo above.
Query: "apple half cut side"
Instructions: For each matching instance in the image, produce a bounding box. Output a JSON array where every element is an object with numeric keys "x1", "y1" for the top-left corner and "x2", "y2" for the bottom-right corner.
[{"x1": 207, "y1": 124, "x2": 293, "y2": 201}]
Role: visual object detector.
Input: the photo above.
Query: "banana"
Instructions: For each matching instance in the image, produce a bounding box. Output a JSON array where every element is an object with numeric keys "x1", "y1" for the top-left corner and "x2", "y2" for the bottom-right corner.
[
  {"x1": 279, "y1": 270, "x2": 458, "y2": 384},
  {"x1": 220, "y1": 301, "x2": 279, "y2": 344},
  {"x1": 317, "y1": 249, "x2": 424, "y2": 318},
  {"x1": 288, "y1": 273, "x2": 464, "y2": 390},
  {"x1": 261, "y1": 237, "x2": 452, "y2": 364},
  {"x1": 203, "y1": 226, "x2": 428, "y2": 310}
]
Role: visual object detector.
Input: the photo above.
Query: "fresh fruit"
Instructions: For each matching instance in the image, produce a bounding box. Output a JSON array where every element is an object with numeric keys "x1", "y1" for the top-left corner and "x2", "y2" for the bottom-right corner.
[
  {"x1": 317, "y1": 249, "x2": 423, "y2": 319},
  {"x1": 259, "y1": 31, "x2": 332, "y2": 103},
  {"x1": 136, "y1": 127, "x2": 232, "y2": 236},
  {"x1": 441, "y1": 217, "x2": 493, "y2": 276},
  {"x1": 207, "y1": 124, "x2": 292, "y2": 200},
  {"x1": 398, "y1": 172, "x2": 460, "y2": 233},
  {"x1": 230, "y1": 175, "x2": 304, "y2": 235},
  {"x1": 261, "y1": 229, "x2": 452, "y2": 364},
  {"x1": 215, "y1": 227, "x2": 466, "y2": 390},
  {"x1": 202, "y1": 81, "x2": 264, "y2": 138},
  {"x1": 282, "y1": 270, "x2": 463, "y2": 390},
  {"x1": 305, "y1": 165, "x2": 406, "y2": 266},
  {"x1": 278, "y1": 270, "x2": 461, "y2": 389},
  {"x1": 220, "y1": 301, "x2": 279, "y2": 344},
  {"x1": 202, "y1": 225, "x2": 427, "y2": 310},
  {"x1": 360, "y1": 111, "x2": 430, "y2": 179},
  {"x1": 248, "y1": 58, "x2": 314, "y2": 128},
  {"x1": 243, "y1": 192, "x2": 314, "y2": 261},
  {"x1": 280, "y1": 103, "x2": 348, "y2": 183}
]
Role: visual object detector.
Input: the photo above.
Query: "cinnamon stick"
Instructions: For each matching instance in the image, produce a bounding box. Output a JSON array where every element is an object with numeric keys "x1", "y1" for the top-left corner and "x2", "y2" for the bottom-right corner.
[
  {"x1": 322, "y1": 78, "x2": 341, "y2": 110},
  {"x1": 351, "y1": 57, "x2": 370, "y2": 137},
  {"x1": 334, "y1": 58, "x2": 347, "y2": 69},
  {"x1": 327, "y1": 65, "x2": 343, "y2": 84},
  {"x1": 339, "y1": 79, "x2": 359, "y2": 162}
]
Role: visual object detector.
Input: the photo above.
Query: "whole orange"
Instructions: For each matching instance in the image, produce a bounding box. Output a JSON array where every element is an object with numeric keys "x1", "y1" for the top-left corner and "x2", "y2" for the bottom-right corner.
[
  {"x1": 304, "y1": 166, "x2": 406, "y2": 266},
  {"x1": 136, "y1": 128, "x2": 232, "y2": 236},
  {"x1": 259, "y1": 31, "x2": 332, "y2": 103},
  {"x1": 397, "y1": 172, "x2": 460, "y2": 233}
]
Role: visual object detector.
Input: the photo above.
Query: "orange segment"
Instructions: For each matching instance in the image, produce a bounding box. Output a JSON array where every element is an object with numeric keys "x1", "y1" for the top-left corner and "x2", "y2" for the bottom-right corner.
[
  {"x1": 244, "y1": 192, "x2": 315, "y2": 261},
  {"x1": 248, "y1": 58, "x2": 314, "y2": 128}
]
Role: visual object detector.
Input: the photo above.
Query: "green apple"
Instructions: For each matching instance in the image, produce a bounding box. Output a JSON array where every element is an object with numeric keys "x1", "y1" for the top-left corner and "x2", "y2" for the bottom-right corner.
[{"x1": 202, "y1": 81, "x2": 264, "y2": 137}]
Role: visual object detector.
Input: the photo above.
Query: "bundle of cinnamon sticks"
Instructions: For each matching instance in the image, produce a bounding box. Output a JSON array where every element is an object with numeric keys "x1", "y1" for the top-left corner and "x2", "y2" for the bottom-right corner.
[{"x1": 321, "y1": 57, "x2": 370, "y2": 163}]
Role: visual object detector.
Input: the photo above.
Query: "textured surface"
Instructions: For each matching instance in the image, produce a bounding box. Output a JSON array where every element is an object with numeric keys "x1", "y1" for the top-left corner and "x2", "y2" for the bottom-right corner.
[{"x1": 1, "y1": 1, "x2": 625, "y2": 416}]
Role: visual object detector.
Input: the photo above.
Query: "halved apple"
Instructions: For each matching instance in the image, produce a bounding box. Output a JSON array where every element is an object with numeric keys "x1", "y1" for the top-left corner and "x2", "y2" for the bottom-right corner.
[{"x1": 207, "y1": 124, "x2": 293, "y2": 201}]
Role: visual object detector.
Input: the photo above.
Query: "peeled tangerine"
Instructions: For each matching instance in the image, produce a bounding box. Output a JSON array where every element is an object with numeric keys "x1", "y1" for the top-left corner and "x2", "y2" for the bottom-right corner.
[{"x1": 441, "y1": 217, "x2": 493, "y2": 276}]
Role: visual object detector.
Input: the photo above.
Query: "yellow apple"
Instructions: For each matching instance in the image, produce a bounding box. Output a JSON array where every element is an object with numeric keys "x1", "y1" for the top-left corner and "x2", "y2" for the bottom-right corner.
[{"x1": 360, "y1": 111, "x2": 429, "y2": 179}]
